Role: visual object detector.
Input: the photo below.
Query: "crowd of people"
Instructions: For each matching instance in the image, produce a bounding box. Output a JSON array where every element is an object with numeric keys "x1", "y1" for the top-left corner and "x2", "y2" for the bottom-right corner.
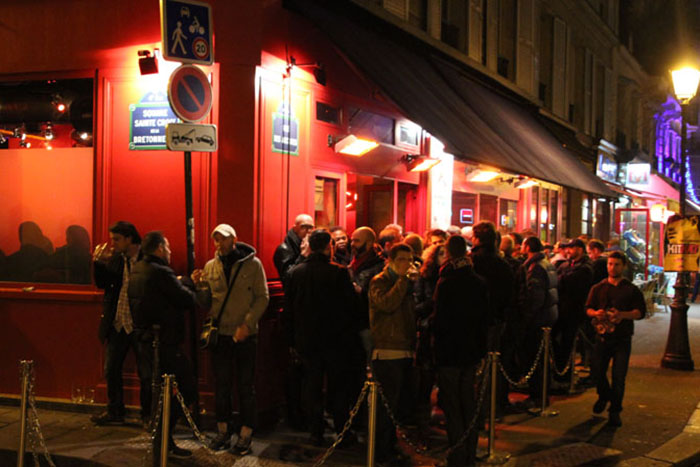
[{"x1": 87, "y1": 216, "x2": 646, "y2": 466}]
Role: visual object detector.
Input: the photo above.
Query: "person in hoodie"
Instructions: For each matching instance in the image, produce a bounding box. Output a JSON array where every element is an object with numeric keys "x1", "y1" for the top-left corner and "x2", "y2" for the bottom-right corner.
[
  {"x1": 434, "y1": 235, "x2": 489, "y2": 467},
  {"x1": 201, "y1": 224, "x2": 269, "y2": 456},
  {"x1": 273, "y1": 214, "x2": 314, "y2": 284}
]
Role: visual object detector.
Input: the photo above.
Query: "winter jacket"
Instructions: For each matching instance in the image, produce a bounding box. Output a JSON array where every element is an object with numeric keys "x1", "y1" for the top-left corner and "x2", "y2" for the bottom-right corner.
[
  {"x1": 433, "y1": 258, "x2": 489, "y2": 367},
  {"x1": 284, "y1": 252, "x2": 360, "y2": 355},
  {"x1": 369, "y1": 266, "x2": 416, "y2": 351},
  {"x1": 203, "y1": 242, "x2": 269, "y2": 336},
  {"x1": 470, "y1": 244, "x2": 515, "y2": 324},
  {"x1": 94, "y1": 251, "x2": 141, "y2": 343},
  {"x1": 557, "y1": 255, "x2": 594, "y2": 323},
  {"x1": 519, "y1": 252, "x2": 559, "y2": 328},
  {"x1": 273, "y1": 229, "x2": 303, "y2": 284},
  {"x1": 128, "y1": 255, "x2": 210, "y2": 345},
  {"x1": 349, "y1": 248, "x2": 386, "y2": 329}
]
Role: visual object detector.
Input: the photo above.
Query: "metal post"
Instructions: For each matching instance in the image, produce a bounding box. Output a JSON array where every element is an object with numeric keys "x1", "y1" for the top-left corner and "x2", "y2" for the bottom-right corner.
[
  {"x1": 17, "y1": 360, "x2": 32, "y2": 467},
  {"x1": 366, "y1": 380, "x2": 378, "y2": 467},
  {"x1": 150, "y1": 325, "x2": 161, "y2": 427},
  {"x1": 568, "y1": 333, "x2": 578, "y2": 393},
  {"x1": 160, "y1": 374, "x2": 173, "y2": 467},
  {"x1": 662, "y1": 101, "x2": 695, "y2": 371},
  {"x1": 484, "y1": 353, "x2": 510, "y2": 464},
  {"x1": 538, "y1": 328, "x2": 558, "y2": 417},
  {"x1": 184, "y1": 151, "x2": 201, "y2": 423}
]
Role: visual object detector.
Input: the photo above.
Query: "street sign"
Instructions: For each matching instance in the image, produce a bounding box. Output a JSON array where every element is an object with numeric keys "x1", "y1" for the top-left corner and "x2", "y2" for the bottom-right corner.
[
  {"x1": 160, "y1": 0, "x2": 214, "y2": 65},
  {"x1": 167, "y1": 64, "x2": 213, "y2": 123},
  {"x1": 166, "y1": 123, "x2": 217, "y2": 152},
  {"x1": 129, "y1": 91, "x2": 179, "y2": 150}
]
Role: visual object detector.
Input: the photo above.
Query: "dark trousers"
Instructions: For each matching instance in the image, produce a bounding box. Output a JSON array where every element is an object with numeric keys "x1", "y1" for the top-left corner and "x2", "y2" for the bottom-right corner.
[
  {"x1": 104, "y1": 328, "x2": 152, "y2": 418},
  {"x1": 553, "y1": 316, "x2": 580, "y2": 379},
  {"x1": 523, "y1": 327, "x2": 547, "y2": 402},
  {"x1": 211, "y1": 335, "x2": 257, "y2": 429},
  {"x1": 437, "y1": 365, "x2": 478, "y2": 467},
  {"x1": 372, "y1": 358, "x2": 413, "y2": 461},
  {"x1": 591, "y1": 335, "x2": 631, "y2": 413},
  {"x1": 301, "y1": 348, "x2": 352, "y2": 437}
]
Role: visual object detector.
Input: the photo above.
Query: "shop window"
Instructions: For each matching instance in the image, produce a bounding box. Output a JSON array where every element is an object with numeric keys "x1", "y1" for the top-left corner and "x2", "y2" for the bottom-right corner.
[
  {"x1": 562, "y1": 188, "x2": 569, "y2": 238},
  {"x1": 0, "y1": 77, "x2": 94, "y2": 284},
  {"x1": 452, "y1": 192, "x2": 477, "y2": 227},
  {"x1": 582, "y1": 194, "x2": 591, "y2": 235},
  {"x1": 316, "y1": 101, "x2": 340, "y2": 126},
  {"x1": 499, "y1": 199, "x2": 517, "y2": 232},
  {"x1": 549, "y1": 190, "x2": 559, "y2": 242},
  {"x1": 348, "y1": 108, "x2": 394, "y2": 144},
  {"x1": 479, "y1": 194, "x2": 498, "y2": 224},
  {"x1": 539, "y1": 188, "x2": 549, "y2": 243},
  {"x1": 530, "y1": 187, "x2": 539, "y2": 231},
  {"x1": 314, "y1": 176, "x2": 339, "y2": 229}
]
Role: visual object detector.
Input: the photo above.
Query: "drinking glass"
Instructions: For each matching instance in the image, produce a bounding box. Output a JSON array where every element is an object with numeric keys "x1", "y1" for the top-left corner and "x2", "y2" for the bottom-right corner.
[
  {"x1": 71, "y1": 385, "x2": 83, "y2": 403},
  {"x1": 85, "y1": 388, "x2": 95, "y2": 404}
]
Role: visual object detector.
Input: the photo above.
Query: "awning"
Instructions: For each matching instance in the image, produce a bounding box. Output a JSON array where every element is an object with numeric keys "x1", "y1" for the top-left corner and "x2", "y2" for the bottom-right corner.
[{"x1": 286, "y1": 0, "x2": 615, "y2": 198}]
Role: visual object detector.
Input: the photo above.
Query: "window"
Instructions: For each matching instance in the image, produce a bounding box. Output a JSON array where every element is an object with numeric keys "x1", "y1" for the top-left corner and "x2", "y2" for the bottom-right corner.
[
  {"x1": 530, "y1": 187, "x2": 539, "y2": 231},
  {"x1": 348, "y1": 108, "x2": 394, "y2": 144},
  {"x1": 479, "y1": 194, "x2": 499, "y2": 224},
  {"x1": 0, "y1": 77, "x2": 94, "y2": 284},
  {"x1": 409, "y1": 0, "x2": 428, "y2": 30},
  {"x1": 314, "y1": 176, "x2": 339, "y2": 229},
  {"x1": 582, "y1": 194, "x2": 591, "y2": 235},
  {"x1": 498, "y1": 0, "x2": 517, "y2": 80},
  {"x1": 441, "y1": 0, "x2": 469, "y2": 52},
  {"x1": 499, "y1": 199, "x2": 517, "y2": 231},
  {"x1": 316, "y1": 101, "x2": 340, "y2": 125},
  {"x1": 452, "y1": 192, "x2": 478, "y2": 226}
]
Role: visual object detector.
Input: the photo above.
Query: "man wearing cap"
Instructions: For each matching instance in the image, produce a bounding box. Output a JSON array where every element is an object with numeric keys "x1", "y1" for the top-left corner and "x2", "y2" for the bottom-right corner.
[
  {"x1": 553, "y1": 238, "x2": 593, "y2": 380},
  {"x1": 200, "y1": 224, "x2": 269, "y2": 455}
]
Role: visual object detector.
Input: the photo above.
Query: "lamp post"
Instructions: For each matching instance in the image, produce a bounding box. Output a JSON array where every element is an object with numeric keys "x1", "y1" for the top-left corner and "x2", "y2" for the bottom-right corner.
[{"x1": 661, "y1": 66, "x2": 700, "y2": 371}]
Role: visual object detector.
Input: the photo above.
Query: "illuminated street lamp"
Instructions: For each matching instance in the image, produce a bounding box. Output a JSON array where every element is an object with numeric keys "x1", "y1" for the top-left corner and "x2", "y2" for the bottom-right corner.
[{"x1": 661, "y1": 65, "x2": 699, "y2": 371}]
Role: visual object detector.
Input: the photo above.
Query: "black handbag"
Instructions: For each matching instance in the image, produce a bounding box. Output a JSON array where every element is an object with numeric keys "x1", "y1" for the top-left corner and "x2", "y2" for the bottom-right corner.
[{"x1": 199, "y1": 262, "x2": 243, "y2": 349}]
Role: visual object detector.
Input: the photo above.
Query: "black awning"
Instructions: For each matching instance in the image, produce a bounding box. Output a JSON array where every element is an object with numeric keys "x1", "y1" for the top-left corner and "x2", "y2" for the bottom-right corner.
[{"x1": 286, "y1": 0, "x2": 615, "y2": 198}]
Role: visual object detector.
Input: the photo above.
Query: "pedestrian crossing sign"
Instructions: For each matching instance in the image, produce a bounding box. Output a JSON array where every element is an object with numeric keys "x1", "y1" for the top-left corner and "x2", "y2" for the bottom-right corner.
[{"x1": 160, "y1": 0, "x2": 214, "y2": 65}]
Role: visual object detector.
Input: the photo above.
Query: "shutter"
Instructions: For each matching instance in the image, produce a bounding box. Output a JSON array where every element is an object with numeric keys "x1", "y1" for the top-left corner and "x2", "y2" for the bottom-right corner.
[
  {"x1": 516, "y1": 0, "x2": 535, "y2": 95},
  {"x1": 468, "y1": 0, "x2": 484, "y2": 62},
  {"x1": 485, "y1": 0, "x2": 498, "y2": 71}
]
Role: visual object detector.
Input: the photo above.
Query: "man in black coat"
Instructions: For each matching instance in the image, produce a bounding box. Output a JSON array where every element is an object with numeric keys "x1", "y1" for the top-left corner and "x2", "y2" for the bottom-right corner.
[
  {"x1": 91, "y1": 221, "x2": 151, "y2": 426},
  {"x1": 434, "y1": 235, "x2": 489, "y2": 467},
  {"x1": 273, "y1": 213, "x2": 314, "y2": 284},
  {"x1": 554, "y1": 238, "x2": 594, "y2": 378},
  {"x1": 128, "y1": 231, "x2": 210, "y2": 459},
  {"x1": 285, "y1": 230, "x2": 360, "y2": 446}
]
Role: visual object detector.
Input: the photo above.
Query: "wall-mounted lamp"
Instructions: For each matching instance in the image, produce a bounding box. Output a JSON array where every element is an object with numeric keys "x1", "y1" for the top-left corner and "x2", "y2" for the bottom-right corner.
[
  {"x1": 466, "y1": 168, "x2": 500, "y2": 182},
  {"x1": 329, "y1": 134, "x2": 378, "y2": 156},
  {"x1": 514, "y1": 177, "x2": 538, "y2": 189},
  {"x1": 287, "y1": 56, "x2": 326, "y2": 86},
  {"x1": 401, "y1": 154, "x2": 441, "y2": 172},
  {"x1": 138, "y1": 49, "x2": 159, "y2": 75}
]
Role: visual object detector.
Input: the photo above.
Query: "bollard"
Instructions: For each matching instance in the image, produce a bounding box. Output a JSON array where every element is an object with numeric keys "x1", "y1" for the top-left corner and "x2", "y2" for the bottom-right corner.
[
  {"x1": 366, "y1": 379, "x2": 378, "y2": 467},
  {"x1": 160, "y1": 374, "x2": 173, "y2": 467},
  {"x1": 484, "y1": 353, "x2": 510, "y2": 464},
  {"x1": 538, "y1": 328, "x2": 558, "y2": 417},
  {"x1": 568, "y1": 333, "x2": 578, "y2": 393},
  {"x1": 17, "y1": 360, "x2": 32, "y2": 467}
]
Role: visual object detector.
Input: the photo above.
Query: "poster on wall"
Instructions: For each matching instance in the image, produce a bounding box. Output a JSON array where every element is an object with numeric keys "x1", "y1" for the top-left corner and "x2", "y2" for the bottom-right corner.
[
  {"x1": 664, "y1": 216, "x2": 700, "y2": 271},
  {"x1": 129, "y1": 91, "x2": 179, "y2": 150},
  {"x1": 272, "y1": 102, "x2": 299, "y2": 155}
]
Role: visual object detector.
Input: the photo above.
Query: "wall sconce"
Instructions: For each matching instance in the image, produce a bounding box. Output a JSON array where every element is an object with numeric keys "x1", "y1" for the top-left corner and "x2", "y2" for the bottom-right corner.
[
  {"x1": 401, "y1": 154, "x2": 441, "y2": 172},
  {"x1": 466, "y1": 167, "x2": 500, "y2": 182},
  {"x1": 287, "y1": 56, "x2": 326, "y2": 86},
  {"x1": 514, "y1": 177, "x2": 538, "y2": 189},
  {"x1": 329, "y1": 134, "x2": 378, "y2": 156},
  {"x1": 138, "y1": 49, "x2": 159, "y2": 75}
]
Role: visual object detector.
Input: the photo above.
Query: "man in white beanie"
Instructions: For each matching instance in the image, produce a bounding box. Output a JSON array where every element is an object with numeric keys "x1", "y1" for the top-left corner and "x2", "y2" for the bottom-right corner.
[{"x1": 198, "y1": 224, "x2": 269, "y2": 455}]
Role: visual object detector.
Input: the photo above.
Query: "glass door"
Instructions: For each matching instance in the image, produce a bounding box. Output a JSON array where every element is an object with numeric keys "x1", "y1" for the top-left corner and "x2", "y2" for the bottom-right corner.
[{"x1": 615, "y1": 208, "x2": 650, "y2": 279}]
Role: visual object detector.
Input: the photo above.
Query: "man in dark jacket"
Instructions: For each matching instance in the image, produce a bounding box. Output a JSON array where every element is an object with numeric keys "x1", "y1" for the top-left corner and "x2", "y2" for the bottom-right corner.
[
  {"x1": 285, "y1": 230, "x2": 360, "y2": 446},
  {"x1": 273, "y1": 213, "x2": 314, "y2": 284},
  {"x1": 128, "y1": 231, "x2": 209, "y2": 459},
  {"x1": 330, "y1": 226, "x2": 351, "y2": 266},
  {"x1": 91, "y1": 221, "x2": 151, "y2": 426},
  {"x1": 518, "y1": 236, "x2": 559, "y2": 407},
  {"x1": 434, "y1": 235, "x2": 489, "y2": 467},
  {"x1": 554, "y1": 238, "x2": 594, "y2": 378}
]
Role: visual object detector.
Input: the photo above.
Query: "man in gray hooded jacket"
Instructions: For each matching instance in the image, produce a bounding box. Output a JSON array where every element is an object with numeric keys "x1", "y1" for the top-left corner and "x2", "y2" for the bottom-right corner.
[{"x1": 199, "y1": 224, "x2": 269, "y2": 455}]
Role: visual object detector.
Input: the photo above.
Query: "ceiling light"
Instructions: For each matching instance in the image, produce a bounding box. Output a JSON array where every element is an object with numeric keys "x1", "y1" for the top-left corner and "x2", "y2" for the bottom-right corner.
[
  {"x1": 401, "y1": 154, "x2": 441, "y2": 172},
  {"x1": 331, "y1": 134, "x2": 378, "y2": 156},
  {"x1": 466, "y1": 168, "x2": 500, "y2": 182}
]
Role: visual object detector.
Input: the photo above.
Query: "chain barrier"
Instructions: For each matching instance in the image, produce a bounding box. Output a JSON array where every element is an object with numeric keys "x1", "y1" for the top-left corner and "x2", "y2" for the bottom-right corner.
[
  {"x1": 142, "y1": 384, "x2": 164, "y2": 467},
  {"x1": 376, "y1": 383, "x2": 428, "y2": 454},
  {"x1": 21, "y1": 363, "x2": 56, "y2": 467},
  {"x1": 548, "y1": 333, "x2": 575, "y2": 377},
  {"x1": 312, "y1": 381, "x2": 370, "y2": 467},
  {"x1": 498, "y1": 333, "x2": 545, "y2": 387}
]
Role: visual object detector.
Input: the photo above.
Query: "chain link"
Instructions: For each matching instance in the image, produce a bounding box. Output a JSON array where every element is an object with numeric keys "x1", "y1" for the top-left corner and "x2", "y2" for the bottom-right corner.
[
  {"x1": 312, "y1": 381, "x2": 370, "y2": 467},
  {"x1": 22, "y1": 363, "x2": 56, "y2": 467},
  {"x1": 548, "y1": 334, "x2": 575, "y2": 377},
  {"x1": 376, "y1": 382, "x2": 428, "y2": 454},
  {"x1": 142, "y1": 383, "x2": 164, "y2": 467},
  {"x1": 498, "y1": 333, "x2": 545, "y2": 387}
]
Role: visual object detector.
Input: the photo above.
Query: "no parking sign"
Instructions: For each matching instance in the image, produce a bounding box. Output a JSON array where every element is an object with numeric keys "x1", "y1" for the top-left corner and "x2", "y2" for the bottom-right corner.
[{"x1": 167, "y1": 65, "x2": 213, "y2": 123}]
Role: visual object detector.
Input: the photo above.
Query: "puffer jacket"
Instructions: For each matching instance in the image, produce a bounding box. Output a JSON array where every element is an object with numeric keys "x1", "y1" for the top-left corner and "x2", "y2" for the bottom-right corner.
[
  {"x1": 519, "y1": 252, "x2": 558, "y2": 328},
  {"x1": 558, "y1": 254, "x2": 594, "y2": 323},
  {"x1": 369, "y1": 266, "x2": 416, "y2": 351},
  {"x1": 203, "y1": 242, "x2": 269, "y2": 336}
]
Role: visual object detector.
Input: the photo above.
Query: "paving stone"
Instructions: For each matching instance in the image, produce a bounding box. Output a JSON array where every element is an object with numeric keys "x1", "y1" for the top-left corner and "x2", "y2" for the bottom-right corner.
[
  {"x1": 645, "y1": 432, "x2": 700, "y2": 466},
  {"x1": 618, "y1": 457, "x2": 672, "y2": 466},
  {"x1": 502, "y1": 442, "x2": 621, "y2": 466}
]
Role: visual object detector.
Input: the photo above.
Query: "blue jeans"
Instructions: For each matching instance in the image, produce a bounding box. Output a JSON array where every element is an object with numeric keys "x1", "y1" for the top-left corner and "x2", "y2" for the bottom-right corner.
[{"x1": 591, "y1": 336, "x2": 632, "y2": 413}]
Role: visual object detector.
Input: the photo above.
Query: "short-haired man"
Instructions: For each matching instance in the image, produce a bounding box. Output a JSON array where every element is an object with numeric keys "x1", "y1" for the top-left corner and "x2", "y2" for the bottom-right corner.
[
  {"x1": 91, "y1": 221, "x2": 151, "y2": 426},
  {"x1": 369, "y1": 243, "x2": 417, "y2": 465},
  {"x1": 434, "y1": 235, "x2": 489, "y2": 466},
  {"x1": 201, "y1": 224, "x2": 269, "y2": 454},
  {"x1": 273, "y1": 214, "x2": 314, "y2": 284},
  {"x1": 286, "y1": 229, "x2": 360, "y2": 446},
  {"x1": 588, "y1": 239, "x2": 608, "y2": 285},
  {"x1": 128, "y1": 231, "x2": 210, "y2": 459},
  {"x1": 585, "y1": 251, "x2": 645, "y2": 427},
  {"x1": 425, "y1": 228, "x2": 447, "y2": 248},
  {"x1": 378, "y1": 228, "x2": 401, "y2": 259},
  {"x1": 329, "y1": 226, "x2": 351, "y2": 266}
]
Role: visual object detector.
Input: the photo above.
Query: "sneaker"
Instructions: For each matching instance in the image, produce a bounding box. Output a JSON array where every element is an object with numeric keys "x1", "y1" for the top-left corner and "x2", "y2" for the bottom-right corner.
[
  {"x1": 90, "y1": 411, "x2": 124, "y2": 425},
  {"x1": 209, "y1": 431, "x2": 231, "y2": 451},
  {"x1": 593, "y1": 398, "x2": 608, "y2": 414},
  {"x1": 607, "y1": 412, "x2": 622, "y2": 427},
  {"x1": 232, "y1": 436, "x2": 252, "y2": 456},
  {"x1": 168, "y1": 444, "x2": 192, "y2": 458}
]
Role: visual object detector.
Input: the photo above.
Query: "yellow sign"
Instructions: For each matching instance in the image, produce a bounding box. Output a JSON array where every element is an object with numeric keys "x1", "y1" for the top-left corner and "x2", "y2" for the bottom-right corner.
[{"x1": 664, "y1": 216, "x2": 700, "y2": 271}]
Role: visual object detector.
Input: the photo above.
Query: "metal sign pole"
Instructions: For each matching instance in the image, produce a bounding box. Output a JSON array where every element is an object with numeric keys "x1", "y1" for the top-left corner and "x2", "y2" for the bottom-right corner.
[
  {"x1": 16, "y1": 360, "x2": 32, "y2": 467},
  {"x1": 184, "y1": 150, "x2": 200, "y2": 425},
  {"x1": 160, "y1": 375, "x2": 172, "y2": 467}
]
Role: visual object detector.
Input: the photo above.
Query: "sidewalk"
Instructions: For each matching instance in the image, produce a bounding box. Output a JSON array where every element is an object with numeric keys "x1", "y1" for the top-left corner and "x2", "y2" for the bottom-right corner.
[{"x1": 1, "y1": 304, "x2": 699, "y2": 466}]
